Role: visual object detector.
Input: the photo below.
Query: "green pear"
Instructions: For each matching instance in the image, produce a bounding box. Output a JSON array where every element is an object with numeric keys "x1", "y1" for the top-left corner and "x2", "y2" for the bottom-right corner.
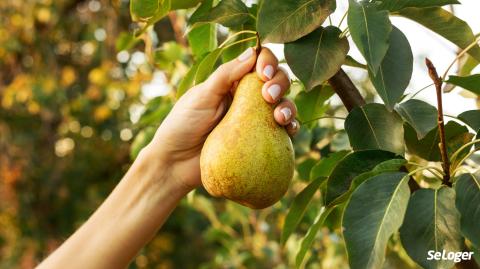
[{"x1": 200, "y1": 72, "x2": 295, "y2": 209}]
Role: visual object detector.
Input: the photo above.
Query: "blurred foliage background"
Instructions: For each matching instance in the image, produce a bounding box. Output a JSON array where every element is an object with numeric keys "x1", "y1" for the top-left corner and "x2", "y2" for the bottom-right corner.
[{"x1": 0, "y1": 0, "x2": 434, "y2": 268}]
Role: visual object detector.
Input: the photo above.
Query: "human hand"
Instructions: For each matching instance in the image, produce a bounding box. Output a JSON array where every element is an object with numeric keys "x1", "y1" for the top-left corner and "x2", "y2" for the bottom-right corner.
[{"x1": 145, "y1": 47, "x2": 299, "y2": 192}]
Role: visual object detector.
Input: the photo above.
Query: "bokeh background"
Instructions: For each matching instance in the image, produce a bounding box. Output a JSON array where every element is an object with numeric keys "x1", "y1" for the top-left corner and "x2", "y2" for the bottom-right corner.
[{"x1": 1, "y1": 0, "x2": 479, "y2": 268}]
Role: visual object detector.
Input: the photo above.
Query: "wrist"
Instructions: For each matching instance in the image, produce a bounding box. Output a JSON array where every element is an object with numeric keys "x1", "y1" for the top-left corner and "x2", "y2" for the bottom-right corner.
[{"x1": 134, "y1": 143, "x2": 193, "y2": 197}]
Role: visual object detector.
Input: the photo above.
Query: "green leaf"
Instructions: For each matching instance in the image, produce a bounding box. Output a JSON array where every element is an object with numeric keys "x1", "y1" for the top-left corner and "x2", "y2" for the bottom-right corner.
[
  {"x1": 187, "y1": 0, "x2": 218, "y2": 59},
  {"x1": 348, "y1": 0, "x2": 392, "y2": 74},
  {"x1": 459, "y1": 55, "x2": 480, "y2": 76},
  {"x1": 458, "y1": 110, "x2": 480, "y2": 131},
  {"x1": 294, "y1": 85, "x2": 334, "y2": 127},
  {"x1": 222, "y1": 23, "x2": 257, "y2": 62},
  {"x1": 188, "y1": 26, "x2": 217, "y2": 59},
  {"x1": 310, "y1": 150, "x2": 350, "y2": 180},
  {"x1": 398, "y1": 7, "x2": 480, "y2": 62},
  {"x1": 189, "y1": 0, "x2": 252, "y2": 29},
  {"x1": 130, "y1": 127, "x2": 156, "y2": 160},
  {"x1": 116, "y1": 32, "x2": 139, "y2": 51},
  {"x1": 196, "y1": 48, "x2": 222, "y2": 80},
  {"x1": 345, "y1": 103, "x2": 405, "y2": 155},
  {"x1": 455, "y1": 173, "x2": 480, "y2": 248},
  {"x1": 154, "y1": 42, "x2": 186, "y2": 69},
  {"x1": 189, "y1": 0, "x2": 212, "y2": 22},
  {"x1": 474, "y1": 245, "x2": 480, "y2": 266},
  {"x1": 446, "y1": 74, "x2": 480, "y2": 95},
  {"x1": 404, "y1": 121, "x2": 471, "y2": 161},
  {"x1": 295, "y1": 206, "x2": 334, "y2": 268},
  {"x1": 176, "y1": 48, "x2": 223, "y2": 98},
  {"x1": 285, "y1": 26, "x2": 349, "y2": 90},
  {"x1": 281, "y1": 176, "x2": 325, "y2": 245},
  {"x1": 351, "y1": 160, "x2": 407, "y2": 190},
  {"x1": 369, "y1": 26, "x2": 412, "y2": 110},
  {"x1": 371, "y1": 158, "x2": 407, "y2": 172},
  {"x1": 329, "y1": 158, "x2": 407, "y2": 206},
  {"x1": 296, "y1": 158, "x2": 317, "y2": 181},
  {"x1": 177, "y1": 62, "x2": 200, "y2": 98},
  {"x1": 345, "y1": 55, "x2": 367, "y2": 69},
  {"x1": 448, "y1": 132, "x2": 475, "y2": 167},
  {"x1": 293, "y1": 127, "x2": 313, "y2": 156},
  {"x1": 445, "y1": 52, "x2": 480, "y2": 92},
  {"x1": 171, "y1": 0, "x2": 202, "y2": 10},
  {"x1": 130, "y1": 0, "x2": 160, "y2": 21},
  {"x1": 343, "y1": 172, "x2": 410, "y2": 269},
  {"x1": 131, "y1": 0, "x2": 171, "y2": 26},
  {"x1": 378, "y1": 0, "x2": 459, "y2": 12},
  {"x1": 400, "y1": 187, "x2": 463, "y2": 269},
  {"x1": 136, "y1": 96, "x2": 173, "y2": 127},
  {"x1": 257, "y1": 0, "x2": 336, "y2": 43},
  {"x1": 324, "y1": 149, "x2": 398, "y2": 205},
  {"x1": 446, "y1": 46, "x2": 480, "y2": 93},
  {"x1": 396, "y1": 99, "x2": 437, "y2": 139},
  {"x1": 154, "y1": 0, "x2": 171, "y2": 22}
]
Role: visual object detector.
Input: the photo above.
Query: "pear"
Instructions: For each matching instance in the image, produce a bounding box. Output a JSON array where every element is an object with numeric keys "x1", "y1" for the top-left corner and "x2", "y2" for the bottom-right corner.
[{"x1": 200, "y1": 72, "x2": 295, "y2": 209}]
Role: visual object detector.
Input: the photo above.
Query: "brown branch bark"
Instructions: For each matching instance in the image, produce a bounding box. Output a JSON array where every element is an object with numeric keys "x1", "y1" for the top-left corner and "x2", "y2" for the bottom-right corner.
[
  {"x1": 328, "y1": 69, "x2": 366, "y2": 112},
  {"x1": 168, "y1": 12, "x2": 188, "y2": 47},
  {"x1": 425, "y1": 58, "x2": 451, "y2": 186}
]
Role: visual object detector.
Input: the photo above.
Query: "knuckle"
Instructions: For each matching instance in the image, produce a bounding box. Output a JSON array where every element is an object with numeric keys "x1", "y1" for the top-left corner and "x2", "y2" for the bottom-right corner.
[{"x1": 277, "y1": 66, "x2": 291, "y2": 82}]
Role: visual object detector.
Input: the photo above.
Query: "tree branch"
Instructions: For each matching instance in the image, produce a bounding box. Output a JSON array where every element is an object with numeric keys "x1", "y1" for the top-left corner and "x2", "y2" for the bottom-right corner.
[
  {"x1": 168, "y1": 12, "x2": 188, "y2": 47},
  {"x1": 425, "y1": 58, "x2": 451, "y2": 186},
  {"x1": 328, "y1": 69, "x2": 366, "y2": 112},
  {"x1": 425, "y1": 59, "x2": 479, "y2": 269}
]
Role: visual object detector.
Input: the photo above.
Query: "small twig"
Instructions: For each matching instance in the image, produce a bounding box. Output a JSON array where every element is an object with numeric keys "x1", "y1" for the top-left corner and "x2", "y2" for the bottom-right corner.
[
  {"x1": 300, "y1": 115, "x2": 347, "y2": 124},
  {"x1": 221, "y1": 36, "x2": 257, "y2": 50},
  {"x1": 338, "y1": 10, "x2": 348, "y2": 27},
  {"x1": 452, "y1": 148, "x2": 480, "y2": 176},
  {"x1": 407, "y1": 83, "x2": 434, "y2": 99},
  {"x1": 407, "y1": 162, "x2": 445, "y2": 178},
  {"x1": 444, "y1": 114, "x2": 459, "y2": 120},
  {"x1": 340, "y1": 27, "x2": 350, "y2": 38},
  {"x1": 218, "y1": 30, "x2": 257, "y2": 48},
  {"x1": 425, "y1": 58, "x2": 451, "y2": 186},
  {"x1": 451, "y1": 139, "x2": 480, "y2": 162}
]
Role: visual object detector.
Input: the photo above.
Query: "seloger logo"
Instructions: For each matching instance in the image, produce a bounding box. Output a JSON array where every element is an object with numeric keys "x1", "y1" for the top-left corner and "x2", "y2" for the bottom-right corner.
[{"x1": 427, "y1": 250, "x2": 475, "y2": 263}]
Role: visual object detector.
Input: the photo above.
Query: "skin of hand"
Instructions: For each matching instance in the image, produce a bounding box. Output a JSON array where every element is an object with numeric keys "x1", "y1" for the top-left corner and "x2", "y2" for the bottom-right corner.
[
  {"x1": 150, "y1": 47, "x2": 299, "y2": 192},
  {"x1": 36, "y1": 47, "x2": 298, "y2": 269}
]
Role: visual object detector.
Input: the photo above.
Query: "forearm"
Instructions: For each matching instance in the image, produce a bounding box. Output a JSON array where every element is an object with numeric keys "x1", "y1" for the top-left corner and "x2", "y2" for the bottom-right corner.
[{"x1": 37, "y1": 145, "x2": 190, "y2": 269}]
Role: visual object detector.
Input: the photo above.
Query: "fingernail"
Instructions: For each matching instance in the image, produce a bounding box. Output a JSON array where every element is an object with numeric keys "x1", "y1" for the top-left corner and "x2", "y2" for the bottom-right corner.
[
  {"x1": 291, "y1": 121, "x2": 297, "y2": 129},
  {"x1": 263, "y1": 65, "x2": 274, "y2": 80},
  {"x1": 266, "y1": 84, "x2": 281, "y2": 101},
  {"x1": 237, "y1": 48, "x2": 253, "y2": 62},
  {"x1": 280, "y1": 107, "x2": 292, "y2": 121}
]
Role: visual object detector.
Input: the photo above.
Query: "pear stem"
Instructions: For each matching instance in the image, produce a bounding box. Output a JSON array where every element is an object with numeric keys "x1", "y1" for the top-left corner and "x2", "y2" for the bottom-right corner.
[{"x1": 252, "y1": 32, "x2": 262, "y2": 72}]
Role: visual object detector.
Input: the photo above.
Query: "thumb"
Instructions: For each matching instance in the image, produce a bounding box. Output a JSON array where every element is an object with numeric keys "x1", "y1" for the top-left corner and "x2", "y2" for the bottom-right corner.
[{"x1": 203, "y1": 47, "x2": 257, "y2": 97}]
